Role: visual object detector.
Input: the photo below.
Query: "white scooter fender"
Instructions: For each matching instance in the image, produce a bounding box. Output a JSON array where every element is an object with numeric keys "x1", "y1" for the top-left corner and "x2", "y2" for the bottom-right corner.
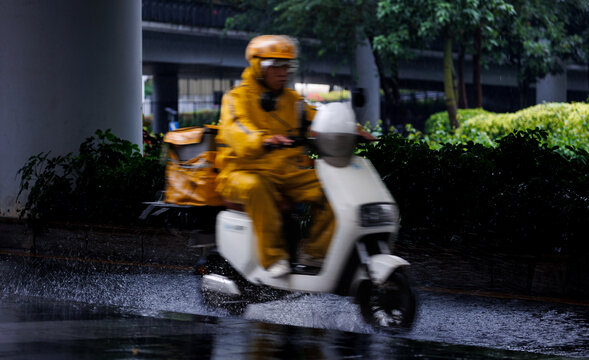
[
  {"x1": 367, "y1": 254, "x2": 410, "y2": 284},
  {"x1": 348, "y1": 253, "x2": 410, "y2": 301}
]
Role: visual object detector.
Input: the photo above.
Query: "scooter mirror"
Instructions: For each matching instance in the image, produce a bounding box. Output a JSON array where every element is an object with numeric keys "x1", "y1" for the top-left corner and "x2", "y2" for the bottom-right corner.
[
  {"x1": 311, "y1": 102, "x2": 357, "y2": 134},
  {"x1": 314, "y1": 132, "x2": 357, "y2": 167}
]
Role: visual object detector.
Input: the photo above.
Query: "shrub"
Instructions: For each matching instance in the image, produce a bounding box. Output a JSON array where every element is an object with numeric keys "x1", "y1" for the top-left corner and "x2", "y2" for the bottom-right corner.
[
  {"x1": 424, "y1": 108, "x2": 492, "y2": 134},
  {"x1": 423, "y1": 103, "x2": 589, "y2": 156},
  {"x1": 17, "y1": 129, "x2": 165, "y2": 225}
]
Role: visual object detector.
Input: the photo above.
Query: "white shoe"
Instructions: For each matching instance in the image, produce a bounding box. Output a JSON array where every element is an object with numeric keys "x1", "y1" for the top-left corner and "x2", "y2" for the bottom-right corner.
[
  {"x1": 298, "y1": 253, "x2": 324, "y2": 267},
  {"x1": 267, "y1": 259, "x2": 291, "y2": 278}
]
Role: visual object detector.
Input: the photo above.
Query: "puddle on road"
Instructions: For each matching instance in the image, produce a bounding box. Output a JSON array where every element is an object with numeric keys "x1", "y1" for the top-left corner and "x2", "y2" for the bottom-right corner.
[{"x1": 1, "y1": 254, "x2": 587, "y2": 358}]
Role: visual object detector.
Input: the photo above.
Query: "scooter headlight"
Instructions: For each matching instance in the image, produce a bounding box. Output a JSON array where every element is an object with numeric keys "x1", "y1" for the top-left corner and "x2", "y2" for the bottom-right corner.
[{"x1": 360, "y1": 203, "x2": 399, "y2": 227}]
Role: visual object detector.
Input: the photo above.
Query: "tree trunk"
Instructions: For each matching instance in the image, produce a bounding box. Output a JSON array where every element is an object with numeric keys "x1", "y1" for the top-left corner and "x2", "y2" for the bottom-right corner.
[
  {"x1": 443, "y1": 36, "x2": 459, "y2": 130},
  {"x1": 519, "y1": 79, "x2": 530, "y2": 108},
  {"x1": 516, "y1": 57, "x2": 530, "y2": 108},
  {"x1": 473, "y1": 26, "x2": 483, "y2": 108},
  {"x1": 390, "y1": 69, "x2": 401, "y2": 101},
  {"x1": 458, "y1": 43, "x2": 469, "y2": 109},
  {"x1": 372, "y1": 48, "x2": 400, "y2": 134}
]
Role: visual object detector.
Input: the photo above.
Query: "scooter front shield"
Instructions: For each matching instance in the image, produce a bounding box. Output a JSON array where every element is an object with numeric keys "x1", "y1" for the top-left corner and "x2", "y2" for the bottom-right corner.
[{"x1": 216, "y1": 210, "x2": 258, "y2": 276}]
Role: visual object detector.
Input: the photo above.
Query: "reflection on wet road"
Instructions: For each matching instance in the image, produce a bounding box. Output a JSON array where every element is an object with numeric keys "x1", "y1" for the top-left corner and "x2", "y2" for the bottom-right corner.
[{"x1": 1, "y1": 254, "x2": 587, "y2": 359}]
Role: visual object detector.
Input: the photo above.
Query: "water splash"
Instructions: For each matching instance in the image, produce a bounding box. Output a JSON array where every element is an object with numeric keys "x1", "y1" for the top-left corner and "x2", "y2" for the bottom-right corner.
[{"x1": 244, "y1": 293, "x2": 374, "y2": 334}]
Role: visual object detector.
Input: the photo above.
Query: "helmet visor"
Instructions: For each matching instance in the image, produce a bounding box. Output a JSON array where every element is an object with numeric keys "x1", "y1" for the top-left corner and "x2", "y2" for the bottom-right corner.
[{"x1": 260, "y1": 58, "x2": 298, "y2": 73}]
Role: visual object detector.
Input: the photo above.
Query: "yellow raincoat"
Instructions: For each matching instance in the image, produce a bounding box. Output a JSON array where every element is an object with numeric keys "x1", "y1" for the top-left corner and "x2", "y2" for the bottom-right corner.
[{"x1": 216, "y1": 63, "x2": 335, "y2": 268}]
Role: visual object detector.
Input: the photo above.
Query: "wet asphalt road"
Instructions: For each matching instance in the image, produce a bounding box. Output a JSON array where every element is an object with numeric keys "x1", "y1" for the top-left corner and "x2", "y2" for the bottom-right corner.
[{"x1": 1, "y1": 253, "x2": 587, "y2": 359}]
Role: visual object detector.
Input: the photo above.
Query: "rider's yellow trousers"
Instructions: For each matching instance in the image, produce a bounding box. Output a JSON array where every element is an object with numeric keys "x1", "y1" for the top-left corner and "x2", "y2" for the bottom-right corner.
[{"x1": 219, "y1": 167, "x2": 335, "y2": 268}]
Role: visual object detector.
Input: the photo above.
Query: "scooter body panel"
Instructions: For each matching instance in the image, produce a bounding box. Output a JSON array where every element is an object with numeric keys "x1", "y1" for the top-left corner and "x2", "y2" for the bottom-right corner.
[{"x1": 317, "y1": 156, "x2": 395, "y2": 208}]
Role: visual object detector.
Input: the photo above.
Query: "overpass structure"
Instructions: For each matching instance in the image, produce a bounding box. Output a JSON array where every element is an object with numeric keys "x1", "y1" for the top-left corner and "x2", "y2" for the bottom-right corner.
[{"x1": 141, "y1": 1, "x2": 356, "y2": 83}]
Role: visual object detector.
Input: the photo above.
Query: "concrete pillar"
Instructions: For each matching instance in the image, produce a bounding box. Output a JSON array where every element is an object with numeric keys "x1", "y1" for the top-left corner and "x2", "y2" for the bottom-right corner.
[
  {"x1": 0, "y1": 0, "x2": 142, "y2": 217},
  {"x1": 353, "y1": 35, "x2": 380, "y2": 128},
  {"x1": 152, "y1": 66, "x2": 179, "y2": 135},
  {"x1": 536, "y1": 68, "x2": 567, "y2": 104}
]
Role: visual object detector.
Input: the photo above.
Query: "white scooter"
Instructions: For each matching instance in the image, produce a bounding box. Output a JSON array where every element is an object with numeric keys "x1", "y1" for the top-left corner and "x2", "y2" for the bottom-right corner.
[{"x1": 199, "y1": 102, "x2": 416, "y2": 329}]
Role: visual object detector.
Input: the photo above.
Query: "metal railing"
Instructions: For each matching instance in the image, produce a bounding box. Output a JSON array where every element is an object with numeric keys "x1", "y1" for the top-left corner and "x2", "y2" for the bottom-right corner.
[
  {"x1": 142, "y1": 0, "x2": 236, "y2": 28},
  {"x1": 143, "y1": 98, "x2": 218, "y2": 116}
]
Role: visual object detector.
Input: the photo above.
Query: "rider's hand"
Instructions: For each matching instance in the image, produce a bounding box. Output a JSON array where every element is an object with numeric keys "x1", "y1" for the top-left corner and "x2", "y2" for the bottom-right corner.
[
  {"x1": 263, "y1": 134, "x2": 294, "y2": 147},
  {"x1": 357, "y1": 129, "x2": 377, "y2": 141}
]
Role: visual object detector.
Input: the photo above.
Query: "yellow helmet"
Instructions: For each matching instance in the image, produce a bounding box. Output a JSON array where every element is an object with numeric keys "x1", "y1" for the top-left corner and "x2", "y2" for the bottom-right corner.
[{"x1": 245, "y1": 35, "x2": 298, "y2": 61}]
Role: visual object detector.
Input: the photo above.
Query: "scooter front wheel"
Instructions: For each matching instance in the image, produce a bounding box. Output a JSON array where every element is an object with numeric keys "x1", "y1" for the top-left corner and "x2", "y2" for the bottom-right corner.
[{"x1": 359, "y1": 269, "x2": 416, "y2": 330}]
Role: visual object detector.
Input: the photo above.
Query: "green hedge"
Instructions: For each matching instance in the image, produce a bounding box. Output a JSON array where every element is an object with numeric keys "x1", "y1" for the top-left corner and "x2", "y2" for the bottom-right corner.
[
  {"x1": 424, "y1": 107, "x2": 492, "y2": 134},
  {"x1": 358, "y1": 128, "x2": 589, "y2": 256},
  {"x1": 419, "y1": 103, "x2": 589, "y2": 157}
]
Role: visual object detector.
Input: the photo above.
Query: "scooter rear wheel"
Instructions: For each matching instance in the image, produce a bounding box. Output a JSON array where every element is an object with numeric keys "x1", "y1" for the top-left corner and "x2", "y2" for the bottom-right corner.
[{"x1": 360, "y1": 269, "x2": 416, "y2": 330}]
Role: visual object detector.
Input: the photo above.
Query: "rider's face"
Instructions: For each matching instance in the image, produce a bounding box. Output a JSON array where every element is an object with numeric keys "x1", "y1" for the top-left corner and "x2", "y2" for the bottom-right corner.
[{"x1": 263, "y1": 65, "x2": 289, "y2": 91}]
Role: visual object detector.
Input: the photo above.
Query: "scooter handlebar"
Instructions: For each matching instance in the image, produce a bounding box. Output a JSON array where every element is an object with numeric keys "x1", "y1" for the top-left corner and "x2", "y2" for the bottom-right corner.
[
  {"x1": 263, "y1": 136, "x2": 309, "y2": 150},
  {"x1": 263, "y1": 134, "x2": 375, "y2": 151}
]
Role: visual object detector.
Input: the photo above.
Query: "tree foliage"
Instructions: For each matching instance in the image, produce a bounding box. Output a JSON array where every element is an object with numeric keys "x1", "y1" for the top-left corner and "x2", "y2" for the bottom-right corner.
[
  {"x1": 564, "y1": 0, "x2": 589, "y2": 67},
  {"x1": 376, "y1": 0, "x2": 514, "y2": 127},
  {"x1": 225, "y1": 0, "x2": 371, "y2": 63},
  {"x1": 496, "y1": 0, "x2": 584, "y2": 107}
]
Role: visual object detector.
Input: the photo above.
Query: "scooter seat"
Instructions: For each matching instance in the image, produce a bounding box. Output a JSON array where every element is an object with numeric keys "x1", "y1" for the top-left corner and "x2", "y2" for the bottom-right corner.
[{"x1": 222, "y1": 198, "x2": 295, "y2": 213}]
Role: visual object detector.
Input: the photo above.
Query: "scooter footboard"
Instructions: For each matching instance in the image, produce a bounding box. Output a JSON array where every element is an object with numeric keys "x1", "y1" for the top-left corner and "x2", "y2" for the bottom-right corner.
[{"x1": 367, "y1": 254, "x2": 410, "y2": 285}]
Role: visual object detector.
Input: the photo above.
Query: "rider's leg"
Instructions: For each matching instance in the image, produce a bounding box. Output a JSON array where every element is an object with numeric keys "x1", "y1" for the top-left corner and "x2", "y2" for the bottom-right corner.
[
  {"x1": 281, "y1": 168, "x2": 336, "y2": 260},
  {"x1": 305, "y1": 199, "x2": 335, "y2": 259},
  {"x1": 219, "y1": 171, "x2": 288, "y2": 269}
]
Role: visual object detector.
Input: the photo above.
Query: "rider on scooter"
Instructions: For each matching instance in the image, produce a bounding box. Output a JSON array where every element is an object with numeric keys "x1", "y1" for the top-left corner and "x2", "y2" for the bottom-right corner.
[{"x1": 215, "y1": 35, "x2": 335, "y2": 278}]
